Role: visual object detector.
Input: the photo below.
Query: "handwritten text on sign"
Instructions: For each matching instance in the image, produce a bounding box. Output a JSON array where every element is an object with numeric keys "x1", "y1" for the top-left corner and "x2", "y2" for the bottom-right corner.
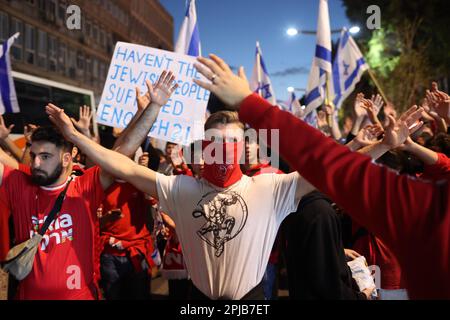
[{"x1": 96, "y1": 42, "x2": 210, "y2": 145}]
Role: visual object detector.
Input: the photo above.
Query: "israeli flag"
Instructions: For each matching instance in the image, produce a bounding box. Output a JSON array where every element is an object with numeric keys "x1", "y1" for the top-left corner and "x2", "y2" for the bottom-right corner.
[
  {"x1": 175, "y1": 0, "x2": 201, "y2": 56},
  {"x1": 287, "y1": 92, "x2": 297, "y2": 113},
  {"x1": 332, "y1": 28, "x2": 368, "y2": 110},
  {"x1": 0, "y1": 33, "x2": 20, "y2": 114},
  {"x1": 303, "y1": 0, "x2": 332, "y2": 117},
  {"x1": 303, "y1": 109, "x2": 318, "y2": 128},
  {"x1": 250, "y1": 41, "x2": 277, "y2": 105}
]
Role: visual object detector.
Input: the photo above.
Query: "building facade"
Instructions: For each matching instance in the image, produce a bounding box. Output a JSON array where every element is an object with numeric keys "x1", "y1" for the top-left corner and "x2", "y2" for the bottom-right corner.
[{"x1": 0, "y1": 0, "x2": 173, "y2": 102}]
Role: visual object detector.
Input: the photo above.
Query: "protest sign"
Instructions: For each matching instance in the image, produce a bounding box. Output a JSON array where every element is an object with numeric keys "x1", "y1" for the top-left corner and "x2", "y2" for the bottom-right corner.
[{"x1": 96, "y1": 42, "x2": 210, "y2": 145}]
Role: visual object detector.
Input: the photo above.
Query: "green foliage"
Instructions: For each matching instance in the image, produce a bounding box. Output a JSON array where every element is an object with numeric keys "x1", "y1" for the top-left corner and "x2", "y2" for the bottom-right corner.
[
  {"x1": 365, "y1": 28, "x2": 400, "y2": 78},
  {"x1": 340, "y1": 0, "x2": 447, "y2": 112}
]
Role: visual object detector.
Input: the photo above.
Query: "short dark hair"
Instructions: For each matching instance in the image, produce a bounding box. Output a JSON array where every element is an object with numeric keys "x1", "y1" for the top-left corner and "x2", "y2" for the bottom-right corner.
[
  {"x1": 206, "y1": 92, "x2": 227, "y2": 114},
  {"x1": 31, "y1": 126, "x2": 74, "y2": 152},
  {"x1": 427, "y1": 132, "x2": 450, "y2": 157},
  {"x1": 204, "y1": 111, "x2": 244, "y2": 131},
  {"x1": 146, "y1": 144, "x2": 161, "y2": 171}
]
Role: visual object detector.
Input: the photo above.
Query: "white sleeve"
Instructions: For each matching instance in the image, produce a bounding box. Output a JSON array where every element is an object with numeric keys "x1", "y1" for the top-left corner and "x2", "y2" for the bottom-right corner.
[
  {"x1": 155, "y1": 172, "x2": 178, "y2": 219},
  {"x1": 272, "y1": 172, "x2": 301, "y2": 222}
]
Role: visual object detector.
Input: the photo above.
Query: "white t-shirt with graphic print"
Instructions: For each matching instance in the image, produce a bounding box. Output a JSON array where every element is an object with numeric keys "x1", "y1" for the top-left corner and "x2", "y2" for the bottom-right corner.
[{"x1": 156, "y1": 172, "x2": 300, "y2": 300}]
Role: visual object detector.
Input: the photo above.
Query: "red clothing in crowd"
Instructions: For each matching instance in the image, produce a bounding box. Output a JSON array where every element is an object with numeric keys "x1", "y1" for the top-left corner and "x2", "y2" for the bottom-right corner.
[
  {"x1": 1, "y1": 166, "x2": 104, "y2": 300},
  {"x1": 421, "y1": 152, "x2": 450, "y2": 181},
  {"x1": 245, "y1": 163, "x2": 283, "y2": 177},
  {"x1": 239, "y1": 93, "x2": 450, "y2": 299},
  {"x1": 161, "y1": 232, "x2": 188, "y2": 279},
  {"x1": 18, "y1": 163, "x2": 31, "y2": 175},
  {"x1": 350, "y1": 153, "x2": 450, "y2": 291},
  {"x1": 0, "y1": 164, "x2": 32, "y2": 261},
  {"x1": 0, "y1": 188, "x2": 9, "y2": 261},
  {"x1": 172, "y1": 163, "x2": 193, "y2": 177},
  {"x1": 352, "y1": 225, "x2": 403, "y2": 290},
  {"x1": 100, "y1": 181, "x2": 154, "y2": 273}
]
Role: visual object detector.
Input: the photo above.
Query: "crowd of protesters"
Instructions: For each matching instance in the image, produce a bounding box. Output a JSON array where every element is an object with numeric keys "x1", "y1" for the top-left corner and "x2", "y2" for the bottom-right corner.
[{"x1": 0, "y1": 55, "x2": 449, "y2": 300}]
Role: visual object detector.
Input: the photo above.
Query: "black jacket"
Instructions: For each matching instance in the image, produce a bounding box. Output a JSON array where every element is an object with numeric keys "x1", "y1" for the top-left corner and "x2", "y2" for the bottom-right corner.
[{"x1": 284, "y1": 191, "x2": 366, "y2": 300}]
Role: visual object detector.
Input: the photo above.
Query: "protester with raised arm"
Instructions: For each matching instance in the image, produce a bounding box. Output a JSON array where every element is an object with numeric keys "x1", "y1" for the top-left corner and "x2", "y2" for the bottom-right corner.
[
  {"x1": 45, "y1": 69, "x2": 318, "y2": 300},
  {"x1": 193, "y1": 53, "x2": 449, "y2": 299}
]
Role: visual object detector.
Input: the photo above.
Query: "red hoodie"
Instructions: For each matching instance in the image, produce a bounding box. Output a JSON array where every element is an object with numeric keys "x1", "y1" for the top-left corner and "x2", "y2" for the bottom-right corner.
[
  {"x1": 239, "y1": 93, "x2": 450, "y2": 299},
  {"x1": 100, "y1": 182, "x2": 155, "y2": 273}
]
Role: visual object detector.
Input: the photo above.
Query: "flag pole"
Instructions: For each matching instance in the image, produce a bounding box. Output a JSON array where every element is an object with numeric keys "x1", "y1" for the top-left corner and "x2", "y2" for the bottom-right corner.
[
  {"x1": 256, "y1": 41, "x2": 263, "y2": 97},
  {"x1": 367, "y1": 68, "x2": 388, "y2": 104},
  {"x1": 325, "y1": 73, "x2": 334, "y2": 126}
]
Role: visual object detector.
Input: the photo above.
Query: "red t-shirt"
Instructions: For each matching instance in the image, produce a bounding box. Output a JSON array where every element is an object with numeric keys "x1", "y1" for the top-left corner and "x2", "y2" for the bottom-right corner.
[
  {"x1": 0, "y1": 187, "x2": 10, "y2": 261},
  {"x1": 421, "y1": 153, "x2": 450, "y2": 181},
  {"x1": 1, "y1": 165, "x2": 104, "y2": 300},
  {"x1": 100, "y1": 181, "x2": 154, "y2": 272},
  {"x1": 0, "y1": 164, "x2": 32, "y2": 261},
  {"x1": 352, "y1": 226, "x2": 403, "y2": 290}
]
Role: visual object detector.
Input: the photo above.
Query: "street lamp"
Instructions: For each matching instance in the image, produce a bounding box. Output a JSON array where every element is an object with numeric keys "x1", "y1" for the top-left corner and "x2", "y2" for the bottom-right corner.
[
  {"x1": 349, "y1": 26, "x2": 360, "y2": 34},
  {"x1": 287, "y1": 87, "x2": 306, "y2": 93},
  {"x1": 286, "y1": 28, "x2": 299, "y2": 37},
  {"x1": 286, "y1": 26, "x2": 360, "y2": 36}
]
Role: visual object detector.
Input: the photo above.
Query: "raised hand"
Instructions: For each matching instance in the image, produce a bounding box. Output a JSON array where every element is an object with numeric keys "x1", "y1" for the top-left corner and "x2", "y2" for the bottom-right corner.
[
  {"x1": 135, "y1": 85, "x2": 151, "y2": 112},
  {"x1": 426, "y1": 82, "x2": 450, "y2": 122},
  {"x1": 0, "y1": 115, "x2": 14, "y2": 140},
  {"x1": 354, "y1": 124, "x2": 384, "y2": 147},
  {"x1": 24, "y1": 124, "x2": 38, "y2": 144},
  {"x1": 361, "y1": 99, "x2": 382, "y2": 125},
  {"x1": 194, "y1": 54, "x2": 253, "y2": 109},
  {"x1": 71, "y1": 105, "x2": 92, "y2": 136},
  {"x1": 354, "y1": 93, "x2": 367, "y2": 118},
  {"x1": 45, "y1": 103, "x2": 78, "y2": 141},
  {"x1": 147, "y1": 71, "x2": 178, "y2": 107},
  {"x1": 370, "y1": 93, "x2": 384, "y2": 115},
  {"x1": 381, "y1": 105, "x2": 424, "y2": 149},
  {"x1": 324, "y1": 104, "x2": 334, "y2": 116}
]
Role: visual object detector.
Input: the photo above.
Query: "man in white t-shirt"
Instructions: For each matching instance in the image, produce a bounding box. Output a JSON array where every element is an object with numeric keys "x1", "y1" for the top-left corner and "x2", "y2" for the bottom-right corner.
[
  {"x1": 156, "y1": 112, "x2": 307, "y2": 299},
  {"x1": 45, "y1": 74, "x2": 314, "y2": 300}
]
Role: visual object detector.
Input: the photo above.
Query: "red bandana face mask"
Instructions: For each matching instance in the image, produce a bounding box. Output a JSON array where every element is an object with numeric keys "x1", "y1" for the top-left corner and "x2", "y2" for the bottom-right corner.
[{"x1": 201, "y1": 140, "x2": 244, "y2": 188}]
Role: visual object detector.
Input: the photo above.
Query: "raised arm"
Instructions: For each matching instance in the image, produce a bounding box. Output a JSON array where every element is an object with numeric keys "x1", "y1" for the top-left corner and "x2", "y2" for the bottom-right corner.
[
  {"x1": 21, "y1": 124, "x2": 38, "y2": 165},
  {"x1": 0, "y1": 115, "x2": 23, "y2": 162},
  {"x1": 400, "y1": 137, "x2": 449, "y2": 180},
  {"x1": 46, "y1": 103, "x2": 159, "y2": 197},
  {"x1": 426, "y1": 82, "x2": 450, "y2": 123},
  {"x1": 361, "y1": 95, "x2": 383, "y2": 128},
  {"x1": 349, "y1": 93, "x2": 367, "y2": 140},
  {"x1": 0, "y1": 147, "x2": 18, "y2": 170},
  {"x1": 324, "y1": 104, "x2": 342, "y2": 141},
  {"x1": 70, "y1": 105, "x2": 94, "y2": 139},
  {"x1": 193, "y1": 54, "x2": 442, "y2": 253},
  {"x1": 352, "y1": 112, "x2": 423, "y2": 161},
  {"x1": 112, "y1": 86, "x2": 149, "y2": 156},
  {"x1": 113, "y1": 71, "x2": 178, "y2": 158}
]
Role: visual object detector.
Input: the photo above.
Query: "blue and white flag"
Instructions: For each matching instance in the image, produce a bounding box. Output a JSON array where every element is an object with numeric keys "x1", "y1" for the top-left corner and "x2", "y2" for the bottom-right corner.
[
  {"x1": 0, "y1": 33, "x2": 20, "y2": 114},
  {"x1": 250, "y1": 41, "x2": 277, "y2": 105},
  {"x1": 287, "y1": 92, "x2": 297, "y2": 113},
  {"x1": 175, "y1": 0, "x2": 201, "y2": 56},
  {"x1": 332, "y1": 28, "x2": 368, "y2": 110},
  {"x1": 303, "y1": 109, "x2": 318, "y2": 128},
  {"x1": 303, "y1": 0, "x2": 332, "y2": 117}
]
